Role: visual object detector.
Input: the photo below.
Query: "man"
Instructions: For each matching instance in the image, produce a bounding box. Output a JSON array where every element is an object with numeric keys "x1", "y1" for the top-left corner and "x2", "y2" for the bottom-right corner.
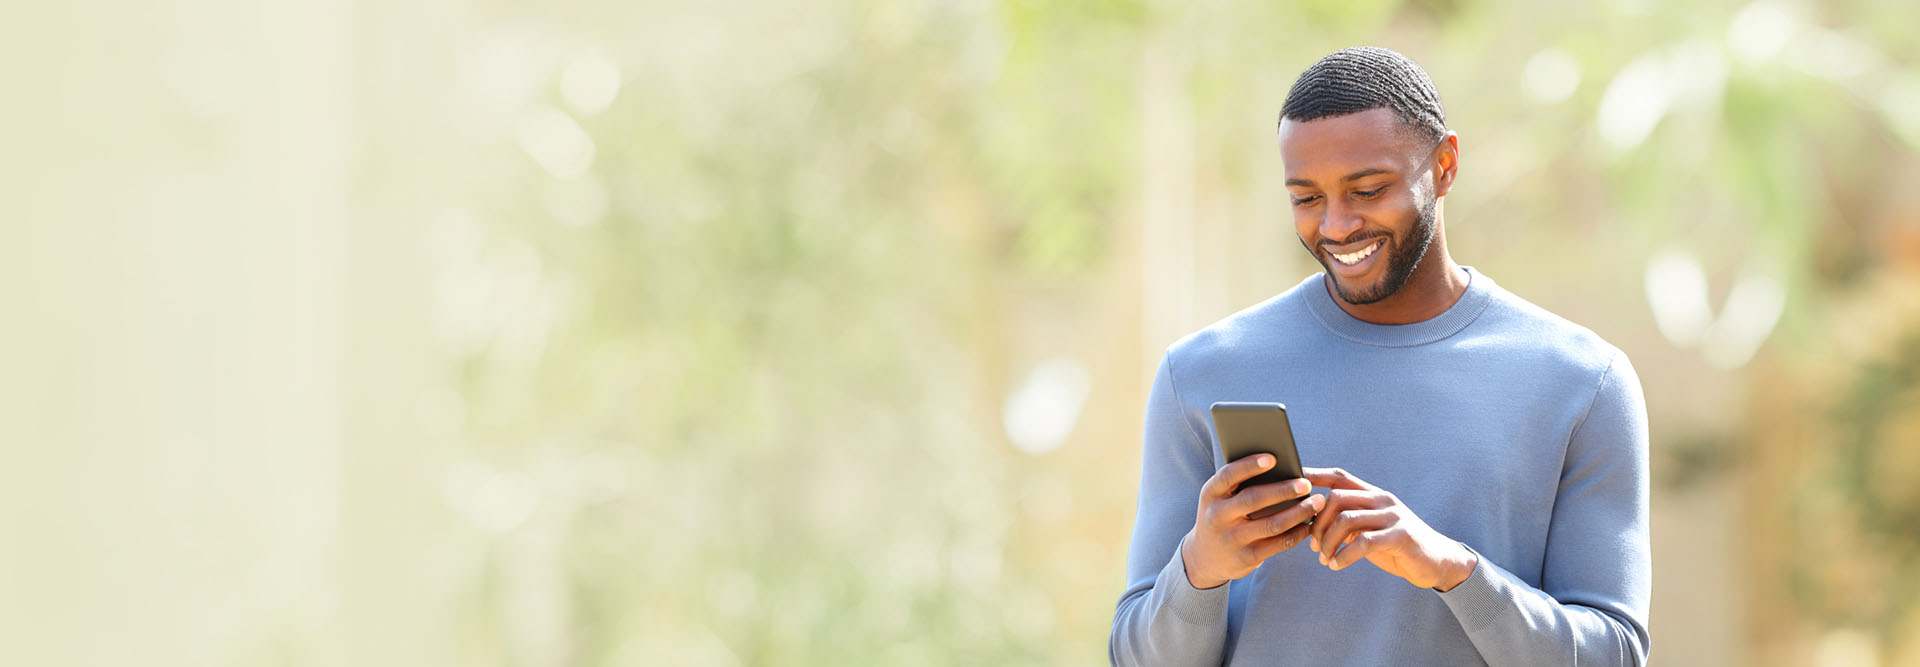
[{"x1": 1109, "y1": 47, "x2": 1651, "y2": 666}]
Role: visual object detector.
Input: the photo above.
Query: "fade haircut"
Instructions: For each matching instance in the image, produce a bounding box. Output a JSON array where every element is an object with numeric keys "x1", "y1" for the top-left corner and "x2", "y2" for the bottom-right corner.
[{"x1": 1280, "y1": 46, "x2": 1447, "y2": 145}]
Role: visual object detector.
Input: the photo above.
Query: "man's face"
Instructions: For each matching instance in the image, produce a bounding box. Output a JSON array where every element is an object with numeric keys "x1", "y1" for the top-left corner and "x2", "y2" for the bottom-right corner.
[{"x1": 1279, "y1": 108, "x2": 1447, "y2": 306}]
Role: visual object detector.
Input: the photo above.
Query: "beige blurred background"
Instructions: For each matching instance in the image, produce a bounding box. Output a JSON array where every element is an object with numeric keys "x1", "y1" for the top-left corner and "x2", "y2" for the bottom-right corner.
[{"x1": 4, "y1": 0, "x2": 1919, "y2": 665}]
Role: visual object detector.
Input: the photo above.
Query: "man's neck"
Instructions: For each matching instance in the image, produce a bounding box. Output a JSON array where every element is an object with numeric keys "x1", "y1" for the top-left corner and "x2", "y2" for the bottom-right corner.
[{"x1": 1324, "y1": 251, "x2": 1469, "y2": 325}]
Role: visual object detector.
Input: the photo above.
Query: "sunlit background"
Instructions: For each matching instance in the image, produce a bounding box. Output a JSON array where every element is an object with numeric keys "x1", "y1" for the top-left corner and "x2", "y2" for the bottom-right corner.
[{"x1": 4, "y1": 0, "x2": 1920, "y2": 665}]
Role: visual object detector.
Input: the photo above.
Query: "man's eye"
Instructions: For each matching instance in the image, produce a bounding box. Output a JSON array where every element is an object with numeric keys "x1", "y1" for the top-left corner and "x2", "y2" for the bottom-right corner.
[
  {"x1": 1291, "y1": 195, "x2": 1321, "y2": 206},
  {"x1": 1355, "y1": 187, "x2": 1387, "y2": 199}
]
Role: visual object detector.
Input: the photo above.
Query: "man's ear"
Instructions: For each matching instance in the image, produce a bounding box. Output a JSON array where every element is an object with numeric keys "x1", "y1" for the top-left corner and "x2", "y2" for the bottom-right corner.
[{"x1": 1432, "y1": 132, "x2": 1460, "y2": 197}]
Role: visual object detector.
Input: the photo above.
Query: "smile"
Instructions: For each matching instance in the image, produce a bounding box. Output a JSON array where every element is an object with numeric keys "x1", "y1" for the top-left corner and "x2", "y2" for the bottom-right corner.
[{"x1": 1329, "y1": 239, "x2": 1383, "y2": 266}]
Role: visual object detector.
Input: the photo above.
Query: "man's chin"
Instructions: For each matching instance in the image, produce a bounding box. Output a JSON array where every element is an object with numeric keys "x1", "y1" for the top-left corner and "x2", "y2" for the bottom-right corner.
[{"x1": 1327, "y1": 272, "x2": 1391, "y2": 306}]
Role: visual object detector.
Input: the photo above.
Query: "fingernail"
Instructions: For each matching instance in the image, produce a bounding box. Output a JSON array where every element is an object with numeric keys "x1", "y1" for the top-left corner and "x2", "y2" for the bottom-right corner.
[
  {"x1": 1258, "y1": 455, "x2": 1273, "y2": 468},
  {"x1": 1309, "y1": 536, "x2": 1318, "y2": 552}
]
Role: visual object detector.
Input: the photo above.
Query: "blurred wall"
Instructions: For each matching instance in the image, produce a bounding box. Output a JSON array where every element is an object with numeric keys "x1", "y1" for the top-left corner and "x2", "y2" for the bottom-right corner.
[{"x1": 1, "y1": 0, "x2": 357, "y2": 663}]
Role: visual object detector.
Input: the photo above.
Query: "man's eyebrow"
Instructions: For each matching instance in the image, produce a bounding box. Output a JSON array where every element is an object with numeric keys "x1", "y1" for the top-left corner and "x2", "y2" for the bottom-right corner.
[
  {"x1": 1341, "y1": 167, "x2": 1392, "y2": 182},
  {"x1": 1285, "y1": 167, "x2": 1395, "y2": 188}
]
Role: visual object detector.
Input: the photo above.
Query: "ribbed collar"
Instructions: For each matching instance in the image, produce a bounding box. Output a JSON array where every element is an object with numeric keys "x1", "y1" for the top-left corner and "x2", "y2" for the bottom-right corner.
[{"x1": 1301, "y1": 266, "x2": 1494, "y2": 348}]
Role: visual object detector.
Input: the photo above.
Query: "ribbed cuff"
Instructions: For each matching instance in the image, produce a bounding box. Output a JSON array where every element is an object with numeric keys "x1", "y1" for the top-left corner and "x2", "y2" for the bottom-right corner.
[
  {"x1": 1434, "y1": 543, "x2": 1518, "y2": 633},
  {"x1": 1160, "y1": 545, "x2": 1231, "y2": 626}
]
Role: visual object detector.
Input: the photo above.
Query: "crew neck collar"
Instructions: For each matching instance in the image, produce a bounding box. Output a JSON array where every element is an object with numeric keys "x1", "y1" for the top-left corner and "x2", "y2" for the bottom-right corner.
[{"x1": 1301, "y1": 266, "x2": 1494, "y2": 347}]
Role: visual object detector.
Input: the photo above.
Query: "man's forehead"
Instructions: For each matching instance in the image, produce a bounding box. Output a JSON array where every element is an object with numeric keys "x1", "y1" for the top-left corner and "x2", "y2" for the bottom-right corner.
[{"x1": 1278, "y1": 108, "x2": 1422, "y2": 179}]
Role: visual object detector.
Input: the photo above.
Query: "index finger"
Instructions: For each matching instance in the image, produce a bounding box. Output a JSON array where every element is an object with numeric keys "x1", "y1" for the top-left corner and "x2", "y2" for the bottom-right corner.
[
  {"x1": 1205, "y1": 454, "x2": 1276, "y2": 498},
  {"x1": 1303, "y1": 467, "x2": 1377, "y2": 491}
]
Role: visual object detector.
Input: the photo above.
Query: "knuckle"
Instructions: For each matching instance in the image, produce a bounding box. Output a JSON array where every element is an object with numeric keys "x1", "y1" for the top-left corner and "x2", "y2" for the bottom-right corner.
[
  {"x1": 1320, "y1": 512, "x2": 1343, "y2": 529},
  {"x1": 1239, "y1": 488, "x2": 1265, "y2": 507}
]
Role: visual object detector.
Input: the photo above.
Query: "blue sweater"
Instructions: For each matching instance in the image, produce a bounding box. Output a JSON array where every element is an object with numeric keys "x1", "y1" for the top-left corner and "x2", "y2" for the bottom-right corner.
[{"x1": 1110, "y1": 268, "x2": 1651, "y2": 666}]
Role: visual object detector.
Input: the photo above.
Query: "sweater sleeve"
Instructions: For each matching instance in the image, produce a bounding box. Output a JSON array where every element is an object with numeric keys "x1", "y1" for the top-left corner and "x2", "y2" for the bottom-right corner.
[
  {"x1": 1109, "y1": 353, "x2": 1232, "y2": 666},
  {"x1": 1436, "y1": 351, "x2": 1653, "y2": 666}
]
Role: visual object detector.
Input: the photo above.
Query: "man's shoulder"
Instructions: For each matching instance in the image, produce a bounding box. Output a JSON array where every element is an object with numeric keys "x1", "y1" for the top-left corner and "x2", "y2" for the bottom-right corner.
[
  {"x1": 1474, "y1": 276, "x2": 1627, "y2": 376},
  {"x1": 1164, "y1": 276, "x2": 1320, "y2": 368}
]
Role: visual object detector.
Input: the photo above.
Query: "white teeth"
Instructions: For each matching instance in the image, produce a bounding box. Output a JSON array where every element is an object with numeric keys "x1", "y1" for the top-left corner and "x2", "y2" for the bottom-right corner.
[{"x1": 1332, "y1": 240, "x2": 1381, "y2": 266}]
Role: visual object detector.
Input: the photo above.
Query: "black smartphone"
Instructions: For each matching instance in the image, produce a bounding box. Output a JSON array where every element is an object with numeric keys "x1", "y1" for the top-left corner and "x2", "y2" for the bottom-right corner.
[{"x1": 1210, "y1": 401, "x2": 1307, "y2": 520}]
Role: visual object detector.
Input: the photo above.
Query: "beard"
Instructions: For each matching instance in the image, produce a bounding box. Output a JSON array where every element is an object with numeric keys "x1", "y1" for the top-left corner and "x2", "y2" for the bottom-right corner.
[{"x1": 1316, "y1": 193, "x2": 1438, "y2": 306}]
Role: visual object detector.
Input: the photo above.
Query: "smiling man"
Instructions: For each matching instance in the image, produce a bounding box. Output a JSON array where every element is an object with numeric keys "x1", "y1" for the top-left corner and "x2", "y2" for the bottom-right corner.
[{"x1": 1110, "y1": 47, "x2": 1651, "y2": 665}]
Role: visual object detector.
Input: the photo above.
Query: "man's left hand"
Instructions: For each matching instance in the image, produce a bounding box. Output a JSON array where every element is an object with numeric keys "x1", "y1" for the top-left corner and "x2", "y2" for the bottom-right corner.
[{"x1": 1304, "y1": 467, "x2": 1478, "y2": 592}]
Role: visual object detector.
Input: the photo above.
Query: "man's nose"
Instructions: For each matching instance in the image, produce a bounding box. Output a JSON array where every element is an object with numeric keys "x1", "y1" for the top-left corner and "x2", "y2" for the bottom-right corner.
[{"x1": 1319, "y1": 199, "x2": 1364, "y2": 244}]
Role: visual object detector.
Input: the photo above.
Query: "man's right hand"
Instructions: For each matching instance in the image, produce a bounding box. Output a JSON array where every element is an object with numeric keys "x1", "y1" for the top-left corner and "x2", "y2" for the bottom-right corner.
[{"x1": 1179, "y1": 454, "x2": 1325, "y2": 590}]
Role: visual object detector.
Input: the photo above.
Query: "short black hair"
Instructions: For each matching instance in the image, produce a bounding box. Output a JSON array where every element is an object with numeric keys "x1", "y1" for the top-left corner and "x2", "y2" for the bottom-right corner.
[{"x1": 1280, "y1": 46, "x2": 1447, "y2": 144}]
